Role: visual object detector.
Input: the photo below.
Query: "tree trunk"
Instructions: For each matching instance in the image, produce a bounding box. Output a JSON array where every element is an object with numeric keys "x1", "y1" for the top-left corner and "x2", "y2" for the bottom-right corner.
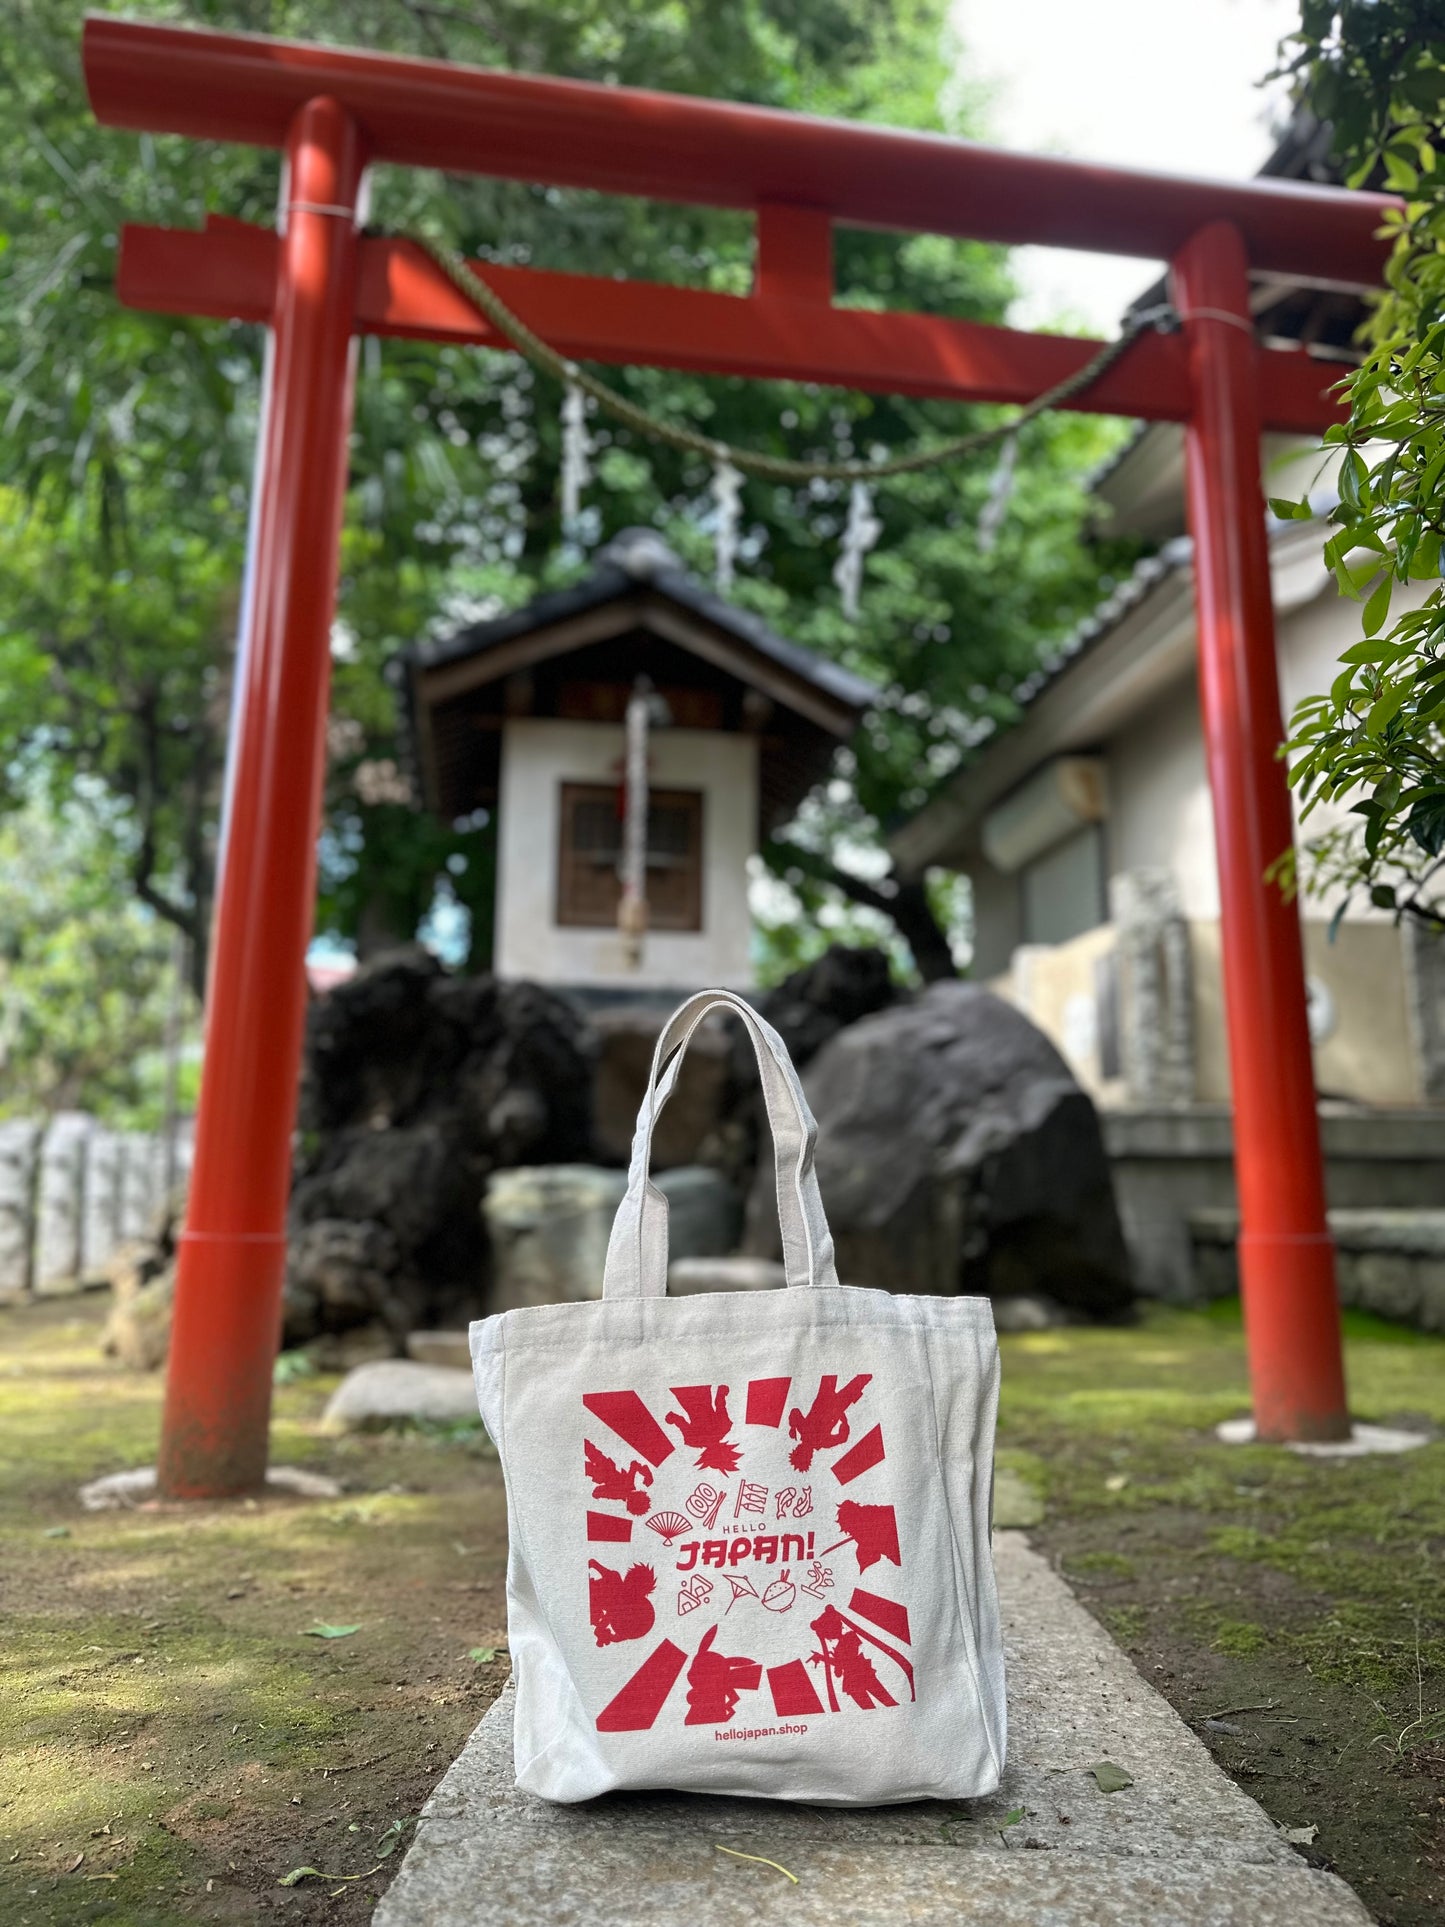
[
  {"x1": 884, "y1": 876, "x2": 958, "y2": 983},
  {"x1": 762, "y1": 836, "x2": 958, "y2": 983}
]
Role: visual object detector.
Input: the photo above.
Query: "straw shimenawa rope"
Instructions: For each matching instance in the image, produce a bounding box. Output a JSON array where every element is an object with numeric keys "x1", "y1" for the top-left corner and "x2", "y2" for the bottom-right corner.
[{"x1": 402, "y1": 232, "x2": 1178, "y2": 485}]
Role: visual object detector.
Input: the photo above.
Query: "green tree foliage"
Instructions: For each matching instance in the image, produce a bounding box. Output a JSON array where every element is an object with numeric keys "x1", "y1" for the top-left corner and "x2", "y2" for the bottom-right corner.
[
  {"x1": 1276, "y1": 5, "x2": 1445, "y2": 930},
  {"x1": 0, "y1": 0, "x2": 1130, "y2": 981},
  {"x1": 0, "y1": 792, "x2": 199, "y2": 1123}
]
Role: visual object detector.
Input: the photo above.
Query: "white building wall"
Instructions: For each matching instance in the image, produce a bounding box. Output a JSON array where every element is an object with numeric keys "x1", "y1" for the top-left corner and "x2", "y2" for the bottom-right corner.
[
  {"x1": 1104, "y1": 672, "x2": 1219, "y2": 919},
  {"x1": 1104, "y1": 576, "x2": 1432, "y2": 925},
  {"x1": 494, "y1": 717, "x2": 758, "y2": 990}
]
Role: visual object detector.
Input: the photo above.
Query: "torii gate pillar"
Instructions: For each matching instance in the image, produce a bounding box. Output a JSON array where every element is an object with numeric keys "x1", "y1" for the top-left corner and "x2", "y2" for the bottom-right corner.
[
  {"x1": 1173, "y1": 221, "x2": 1348, "y2": 1441},
  {"x1": 156, "y1": 96, "x2": 364, "y2": 1496}
]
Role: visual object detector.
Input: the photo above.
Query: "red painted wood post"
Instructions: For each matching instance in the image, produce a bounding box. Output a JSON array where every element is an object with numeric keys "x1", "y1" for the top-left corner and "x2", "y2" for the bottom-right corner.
[
  {"x1": 1171, "y1": 220, "x2": 1349, "y2": 1442},
  {"x1": 155, "y1": 97, "x2": 365, "y2": 1497}
]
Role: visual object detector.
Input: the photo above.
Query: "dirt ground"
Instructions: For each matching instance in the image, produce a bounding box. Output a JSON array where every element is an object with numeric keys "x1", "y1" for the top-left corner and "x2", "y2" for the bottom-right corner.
[
  {"x1": 1, "y1": 1292, "x2": 1442, "y2": 1925},
  {"x1": 1, "y1": 1298, "x2": 509, "y2": 1925}
]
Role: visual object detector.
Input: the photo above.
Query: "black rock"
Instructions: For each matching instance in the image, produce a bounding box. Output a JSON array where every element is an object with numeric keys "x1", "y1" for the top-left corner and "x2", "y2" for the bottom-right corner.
[
  {"x1": 756, "y1": 943, "x2": 898, "y2": 1069},
  {"x1": 283, "y1": 952, "x2": 594, "y2": 1343},
  {"x1": 746, "y1": 980, "x2": 1132, "y2": 1317}
]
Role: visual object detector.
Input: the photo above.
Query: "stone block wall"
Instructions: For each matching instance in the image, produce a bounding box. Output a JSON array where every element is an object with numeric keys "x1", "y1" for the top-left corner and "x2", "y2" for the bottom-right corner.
[
  {"x1": 0, "y1": 1115, "x2": 193, "y2": 1300},
  {"x1": 1190, "y1": 1204, "x2": 1445, "y2": 1333}
]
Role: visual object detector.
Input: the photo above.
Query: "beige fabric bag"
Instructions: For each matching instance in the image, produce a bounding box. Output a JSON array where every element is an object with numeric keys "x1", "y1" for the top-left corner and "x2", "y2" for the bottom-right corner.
[{"x1": 471, "y1": 988, "x2": 1005, "y2": 1804}]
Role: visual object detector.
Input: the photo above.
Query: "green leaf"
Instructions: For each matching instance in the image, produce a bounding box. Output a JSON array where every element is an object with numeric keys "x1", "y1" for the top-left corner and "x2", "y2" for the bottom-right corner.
[
  {"x1": 1339, "y1": 448, "x2": 1368, "y2": 513},
  {"x1": 468, "y1": 1646, "x2": 501, "y2": 1663},
  {"x1": 42, "y1": 1525, "x2": 70, "y2": 1539},
  {"x1": 1001, "y1": 1806, "x2": 1025, "y2": 1827},
  {"x1": 1362, "y1": 574, "x2": 1393, "y2": 637},
  {"x1": 1366, "y1": 682, "x2": 1411, "y2": 736},
  {"x1": 279, "y1": 1869, "x2": 323, "y2": 1888},
  {"x1": 1089, "y1": 1761, "x2": 1134, "y2": 1793},
  {"x1": 1371, "y1": 883, "x2": 1398, "y2": 909},
  {"x1": 304, "y1": 1623, "x2": 360, "y2": 1640},
  {"x1": 1406, "y1": 794, "x2": 1445, "y2": 856},
  {"x1": 1338, "y1": 636, "x2": 1401, "y2": 665},
  {"x1": 1268, "y1": 497, "x2": 1313, "y2": 521}
]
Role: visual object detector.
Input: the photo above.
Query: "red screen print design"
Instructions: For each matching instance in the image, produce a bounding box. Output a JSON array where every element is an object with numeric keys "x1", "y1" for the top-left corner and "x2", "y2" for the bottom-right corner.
[
  {"x1": 583, "y1": 1389, "x2": 675, "y2": 1467},
  {"x1": 685, "y1": 1626, "x2": 763, "y2": 1723},
  {"x1": 820, "y1": 1500, "x2": 900, "y2": 1573},
  {"x1": 596, "y1": 1640, "x2": 687, "y2": 1732},
  {"x1": 581, "y1": 1369, "x2": 915, "y2": 1732},
  {"x1": 787, "y1": 1373, "x2": 870, "y2": 1470},
  {"x1": 585, "y1": 1440, "x2": 654, "y2": 1516},
  {"x1": 745, "y1": 1376, "x2": 791, "y2": 1427},
  {"x1": 588, "y1": 1560, "x2": 656, "y2": 1645},
  {"x1": 665, "y1": 1385, "x2": 741, "y2": 1473},
  {"x1": 808, "y1": 1596, "x2": 915, "y2": 1711}
]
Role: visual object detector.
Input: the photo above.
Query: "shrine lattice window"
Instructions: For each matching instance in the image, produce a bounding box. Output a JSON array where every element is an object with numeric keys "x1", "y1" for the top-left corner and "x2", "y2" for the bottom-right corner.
[{"x1": 556, "y1": 783, "x2": 704, "y2": 931}]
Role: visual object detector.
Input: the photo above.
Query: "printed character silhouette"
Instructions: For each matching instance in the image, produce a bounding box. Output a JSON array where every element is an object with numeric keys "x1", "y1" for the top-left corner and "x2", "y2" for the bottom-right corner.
[
  {"x1": 665, "y1": 1384, "x2": 741, "y2": 1475},
  {"x1": 821, "y1": 1500, "x2": 901, "y2": 1572},
  {"x1": 826, "y1": 1625, "x2": 896, "y2": 1709},
  {"x1": 584, "y1": 1439, "x2": 654, "y2": 1516},
  {"x1": 787, "y1": 1374, "x2": 871, "y2": 1471},
  {"x1": 684, "y1": 1624, "x2": 763, "y2": 1725},
  {"x1": 807, "y1": 1604, "x2": 914, "y2": 1712},
  {"x1": 587, "y1": 1560, "x2": 656, "y2": 1646}
]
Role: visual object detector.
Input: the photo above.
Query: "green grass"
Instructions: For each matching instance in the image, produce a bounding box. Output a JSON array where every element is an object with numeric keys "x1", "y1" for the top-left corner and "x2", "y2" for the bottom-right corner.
[{"x1": 998, "y1": 1301, "x2": 1445, "y2": 1926}]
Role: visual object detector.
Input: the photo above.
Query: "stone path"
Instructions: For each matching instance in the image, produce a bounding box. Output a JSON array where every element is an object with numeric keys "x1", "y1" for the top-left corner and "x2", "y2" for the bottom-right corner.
[{"x1": 373, "y1": 1533, "x2": 1370, "y2": 1927}]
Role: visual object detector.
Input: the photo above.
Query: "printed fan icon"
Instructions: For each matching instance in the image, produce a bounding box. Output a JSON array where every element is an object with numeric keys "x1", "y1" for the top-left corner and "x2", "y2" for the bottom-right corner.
[{"x1": 644, "y1": 1512, "x2": 690, "y2": 1547}]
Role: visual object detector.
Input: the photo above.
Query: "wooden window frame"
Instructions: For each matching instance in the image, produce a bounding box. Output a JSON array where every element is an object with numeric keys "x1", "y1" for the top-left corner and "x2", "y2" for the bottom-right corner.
[{"x1": 555, "y1": 782, "x2": 705, "y2": 932}]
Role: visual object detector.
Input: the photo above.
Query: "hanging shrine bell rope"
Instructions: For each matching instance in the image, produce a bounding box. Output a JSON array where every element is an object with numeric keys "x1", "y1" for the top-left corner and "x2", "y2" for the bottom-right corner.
[{"x1": 403, "y1": 233, "x2": 1179, "y2": 484}]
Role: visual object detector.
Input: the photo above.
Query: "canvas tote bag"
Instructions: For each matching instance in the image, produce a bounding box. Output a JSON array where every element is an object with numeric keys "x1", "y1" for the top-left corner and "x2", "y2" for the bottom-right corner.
[{"x1": 470, "y1": 988, "x2": 1006, "y2": 1805}]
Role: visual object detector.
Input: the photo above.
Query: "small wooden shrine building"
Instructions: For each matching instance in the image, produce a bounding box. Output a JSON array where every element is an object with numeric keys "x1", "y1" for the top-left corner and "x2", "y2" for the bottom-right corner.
[{"x1": 401, "y1": 529, "x2": 875, "y2": 991}]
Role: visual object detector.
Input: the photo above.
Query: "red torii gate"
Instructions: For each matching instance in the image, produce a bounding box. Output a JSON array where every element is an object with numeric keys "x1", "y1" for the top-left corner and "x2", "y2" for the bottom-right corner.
[{"x1": 81, "y1": 16, "x2": 1396, "y2": 1495}]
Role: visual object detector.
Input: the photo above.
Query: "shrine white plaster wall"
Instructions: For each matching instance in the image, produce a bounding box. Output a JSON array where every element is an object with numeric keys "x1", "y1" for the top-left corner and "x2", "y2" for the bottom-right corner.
[{"x1": 495, "y1": 718, "x2": 758, "y2": 990}]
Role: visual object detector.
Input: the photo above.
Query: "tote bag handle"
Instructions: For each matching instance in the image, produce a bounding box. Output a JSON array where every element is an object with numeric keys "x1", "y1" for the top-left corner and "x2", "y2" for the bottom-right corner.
[{"x1": 602, "y1": 989, "x2": 840, "y2": 1300}]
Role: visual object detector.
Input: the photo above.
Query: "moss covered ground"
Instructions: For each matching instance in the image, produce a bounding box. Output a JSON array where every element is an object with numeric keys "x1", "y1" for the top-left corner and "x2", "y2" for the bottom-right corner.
[
  {"x1": 999, "y1": 1299, "x2": 1445, "y2": 1927},
  {"x1": 1, "y1": 1292, "x2": 1441, "y2": 1923},
  {"x1": 1, "y1": 1298, "x2": 508, "y2": 1924}
]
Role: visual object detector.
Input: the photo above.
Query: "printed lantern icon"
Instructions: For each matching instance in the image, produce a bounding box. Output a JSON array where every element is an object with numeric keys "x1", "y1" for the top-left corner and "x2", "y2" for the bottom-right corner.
[{"x1": 645, "y1": 1511, "x2": 691, "y2": 1547}]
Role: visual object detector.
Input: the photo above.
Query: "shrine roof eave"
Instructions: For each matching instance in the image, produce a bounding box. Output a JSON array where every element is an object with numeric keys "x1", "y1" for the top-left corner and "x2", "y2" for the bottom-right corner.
[{"x1": 403, "y1": 531, "x2": 878, "y2": 731}]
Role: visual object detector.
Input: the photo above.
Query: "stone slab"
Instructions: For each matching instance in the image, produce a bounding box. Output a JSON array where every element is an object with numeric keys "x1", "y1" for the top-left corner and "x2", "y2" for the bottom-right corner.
[
  {"x1": 1217, "y1": 1417, "x2": 1429, "y2": 1458},
  {"x1": 406, "y1": 1330, "x2": 474, "y2": 1371},
  {"x1": 374, "y1": 1533, "x2": 1368, "y2": 1927},
  {"x1": 667, "y1": 1257, "x2": 786, "y2": 1295},
  {"x1": 78, "y1": 1465, "x2": 341, "y2": 1510},
  {"x1": 322, "y1": 1361, "x2": 479, "y2": 1431}
]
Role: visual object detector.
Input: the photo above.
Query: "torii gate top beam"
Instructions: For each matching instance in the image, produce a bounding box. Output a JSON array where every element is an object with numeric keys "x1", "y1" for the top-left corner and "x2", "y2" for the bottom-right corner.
[{"x1": 85, "y1": 15, "x2": 1393, "y2": 290}]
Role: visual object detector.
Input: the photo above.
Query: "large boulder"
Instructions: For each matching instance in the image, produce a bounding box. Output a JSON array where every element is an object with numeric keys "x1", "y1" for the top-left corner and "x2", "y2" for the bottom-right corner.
[
  {"x1": 298, "y1": 952, "x2": 594, "y2": 1161},
  {"x1": 712, "y1": 944, "x2": 900, "y2": 1191},
  {"x1": 283, "y1": 953, "x2": 595, "y2": 1344},
  {"x1": 590, "y1": 1005, "x2": 732, "y2": 1169},
  {"x1": 756, "y1": 944, "x2": 898, "y2": 1069},
  {"x1": 746, "y1": 981, "x2": 1132, "y2": 1316}
]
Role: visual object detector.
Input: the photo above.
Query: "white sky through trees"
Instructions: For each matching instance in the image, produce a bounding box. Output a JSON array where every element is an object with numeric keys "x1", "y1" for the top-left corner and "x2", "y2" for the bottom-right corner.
[{"x1": 951, "y1": 0, "x2": 1298, "y2": 332}]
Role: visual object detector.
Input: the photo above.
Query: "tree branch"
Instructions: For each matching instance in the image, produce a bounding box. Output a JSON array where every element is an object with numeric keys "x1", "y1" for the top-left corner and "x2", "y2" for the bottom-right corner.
[{"x1": 763, "y1": 836, "x2": 958, "y2": 982}]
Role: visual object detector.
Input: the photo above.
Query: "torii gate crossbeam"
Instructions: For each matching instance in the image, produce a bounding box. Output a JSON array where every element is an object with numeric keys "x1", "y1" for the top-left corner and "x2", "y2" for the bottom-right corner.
[{"x1": 81, "y1": 15, "x2": 1393, "y2": 1494}]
